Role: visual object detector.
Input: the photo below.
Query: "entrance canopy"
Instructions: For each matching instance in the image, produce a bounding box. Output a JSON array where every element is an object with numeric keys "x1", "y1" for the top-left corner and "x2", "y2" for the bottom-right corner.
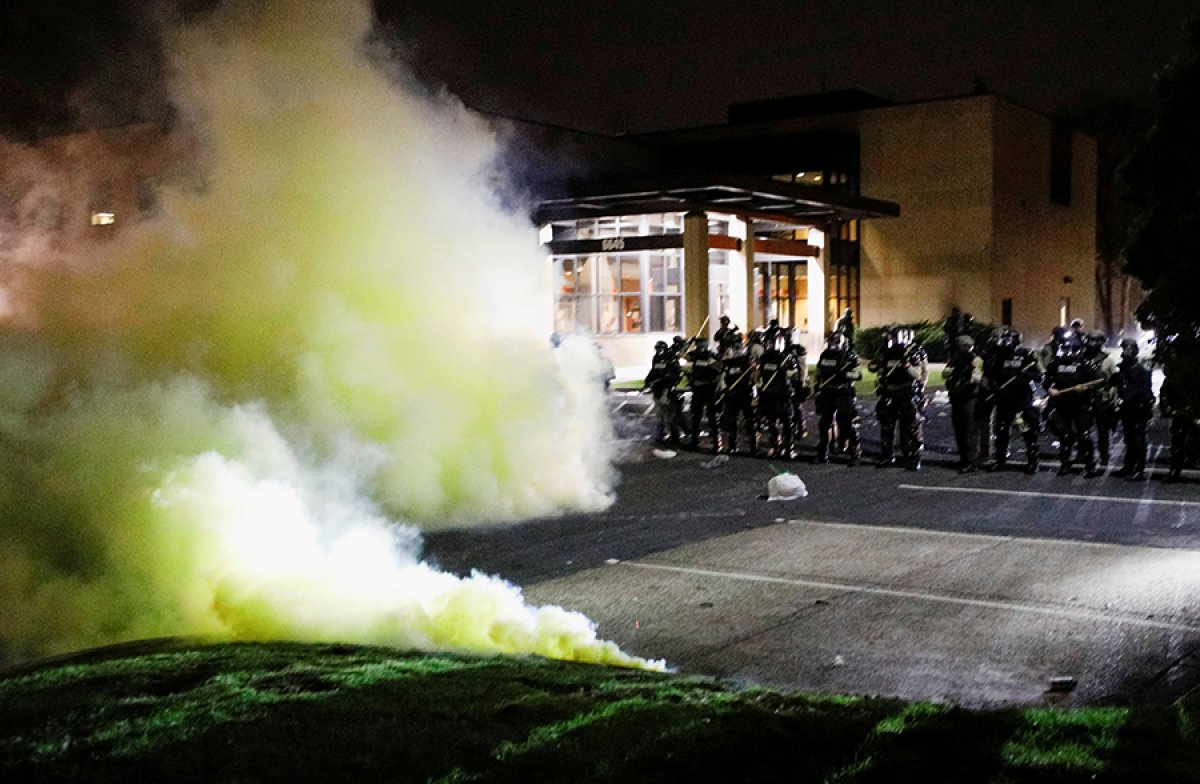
[{"x1": 533, "y1": 172, "x2": 899, "y2": 225}]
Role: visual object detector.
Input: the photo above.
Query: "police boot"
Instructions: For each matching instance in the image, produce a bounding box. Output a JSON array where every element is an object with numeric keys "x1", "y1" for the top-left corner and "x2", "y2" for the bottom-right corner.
[
  {"x1": 875, "y1": 442, "x2": 894, "y2": 468},
  {"x1": 1057, "y1": 457, "x2": 1073, "y2": 476},
  {"x1": 848, "y1": 445, "x2": 861, "y2": 467},
  {"x1": 1023, "y1": 438, "x2": 1039, "y2": 474},
  {"x1": 906, "y1": 453, "x2": 922, "y2": 471}
]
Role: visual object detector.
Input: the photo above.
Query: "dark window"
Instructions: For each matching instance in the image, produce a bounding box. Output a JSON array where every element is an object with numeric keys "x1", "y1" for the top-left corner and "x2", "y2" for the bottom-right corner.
[
  {"x1": 1001, "y1": 298, "x2": 1013, "y2": 326},
  {"x1": 828, "y1": 223, "x2": 860, "y2": 330},
  {"x1": 1050, "y1": 122, "x2": 1072, "y2": 206}
]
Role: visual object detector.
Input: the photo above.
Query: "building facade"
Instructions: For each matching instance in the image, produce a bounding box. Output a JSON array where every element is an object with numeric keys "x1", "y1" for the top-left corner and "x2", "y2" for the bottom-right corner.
[{"x1": 537, "y1": 91, "x2": 1100, "y2": 373}]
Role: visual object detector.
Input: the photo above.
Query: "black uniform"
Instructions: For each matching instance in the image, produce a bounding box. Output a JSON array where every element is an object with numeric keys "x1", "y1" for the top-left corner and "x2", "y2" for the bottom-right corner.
[
  {"x1": 870, "y1": 329, "x2": 927, "y2": 469},
  {"x1": 719, "y1": 347, "x2": 757, "y2": 455},
  {"x1": 982, "y1": 329, "x2": 1042, "y2": 473},
  {"x1": 1159, "y1": 371, "x2": 1198, "y2": 482},
  {"x1": 943, "y1": 335, "x2": 984, "y2": 472},
  {"x1": 813, "y1": 336, "x2": 862, "y2": 464},
  {"x1": 714, "y1": 318, "x2": 739, "y2": 354},
  {"x1": 756, "y1": 345, "x2": 795, "y2": 458},
  {"x1": 685, "y1": 343, "x2": 722, "y2": 452},
  {"x1": 1044, "y1": 339, "x2": 1102, "y2": 476},
  {"x1": 1083, "y1": 332, "x2": 1119, "y2": 467},
  {"x1": 643, "y1": 343, "x2": 688, "y2": 445},
  {"x1": 1114, "y1": 343, "x2": 1154, "y2": 479},
  {"x1": 786, "y1": 341, "x2": 810, "y2": 443}
]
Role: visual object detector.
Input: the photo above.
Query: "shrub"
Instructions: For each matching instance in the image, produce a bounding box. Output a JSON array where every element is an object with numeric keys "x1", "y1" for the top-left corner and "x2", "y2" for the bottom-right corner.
[{"x1": 856, "y1": 320, "x2": 998, "y2": 363}]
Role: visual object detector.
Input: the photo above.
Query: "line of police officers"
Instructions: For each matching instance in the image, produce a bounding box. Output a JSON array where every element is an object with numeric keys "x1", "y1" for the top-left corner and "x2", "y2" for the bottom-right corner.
[
  {"x1": 943, "y1": 315, "x2": 1160, "y2": 480},
  {"x1": 643, "y1": 313, "x2": 916, "y2": 468},
  {"x1": 643, "y1": 310, "x2": 1178, "y2": 479}
]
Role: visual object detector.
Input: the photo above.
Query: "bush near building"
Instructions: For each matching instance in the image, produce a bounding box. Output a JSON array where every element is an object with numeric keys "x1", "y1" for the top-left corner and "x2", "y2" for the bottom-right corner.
[{"x1": 856, "y1": 321, "x2": 998, "y2": 364}]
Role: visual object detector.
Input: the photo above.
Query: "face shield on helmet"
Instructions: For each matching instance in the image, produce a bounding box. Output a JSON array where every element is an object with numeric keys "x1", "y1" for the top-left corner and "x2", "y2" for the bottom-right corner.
[
  {"x1": 991, "y1": 327, "x2": 1019, "y2": 352},
  {"x1": 654, "y1": 340, "x2": 668, "y2": 353},
  {"x1": 826, "y1": 331, "x2": 847, "y2": 351},
  {"x1": 954, "y1": 334, "x2": 975, "y2": 353},
  {"x1": 889, "y1": 327, "x2": 913, "y2": 349},
  {"x1": 1058, "y1": 336, "x2": 1083, "y2": 359},
  {"x1": 1119, "y1": 338, "x2": 1138, "y2": 360}
]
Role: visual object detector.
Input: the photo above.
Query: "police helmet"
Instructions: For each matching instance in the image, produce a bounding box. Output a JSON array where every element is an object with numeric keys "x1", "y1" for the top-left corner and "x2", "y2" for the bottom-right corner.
[
  {"x1": 994, "y1": 327, "x2": 1020, "y2": 351},
  {"x1": 654, "y1": 340, "x2": 668, "y2": 352},
  {"x1": 826, "y1": 331, "x2": 847, "y2": 350},
  {"x1": 890, "y1": 326, "x2": 913, "y2": 347},
  {"x1": 1058, "y1": 335, "x2": 1083, "y2": 358},
  {"x1": 954, "y1": 334, "x2": 975, "y2": 352},
  {"x1": 1119, "y1": 337, "x2": 1139, "y2": 359},
  {"x1": 1084, "y1": 330, "x2": 1106, "y2": 350}
]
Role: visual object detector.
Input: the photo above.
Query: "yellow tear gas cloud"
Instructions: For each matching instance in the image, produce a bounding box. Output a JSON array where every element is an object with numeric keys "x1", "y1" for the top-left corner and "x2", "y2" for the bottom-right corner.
[{"x1": 0, "y1": 0, "x2": 658, "y2": 670}]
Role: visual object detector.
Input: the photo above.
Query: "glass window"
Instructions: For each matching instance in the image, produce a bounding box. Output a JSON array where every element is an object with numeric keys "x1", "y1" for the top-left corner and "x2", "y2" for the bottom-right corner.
[{"x1": 550, "y1": 216, "x2": 688, "y2": 336}]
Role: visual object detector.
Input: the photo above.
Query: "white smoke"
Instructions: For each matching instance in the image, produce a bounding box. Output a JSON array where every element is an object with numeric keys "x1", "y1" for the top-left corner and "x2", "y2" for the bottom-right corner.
[{"x1": 0, "y1": 0, "x2": 655, "y2": 670}]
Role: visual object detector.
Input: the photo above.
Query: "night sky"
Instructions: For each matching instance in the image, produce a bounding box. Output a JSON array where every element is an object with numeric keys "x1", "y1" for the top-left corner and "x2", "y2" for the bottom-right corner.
[
  {"x1": 0, "y1": 0, "x2": 1196, "y2": 137},
  {"x1": 379, "y1": 0, "x2": 1199, "y2": 134}
]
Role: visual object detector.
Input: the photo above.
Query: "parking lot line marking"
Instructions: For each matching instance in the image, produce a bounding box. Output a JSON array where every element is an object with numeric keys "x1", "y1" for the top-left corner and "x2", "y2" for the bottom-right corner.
[
  {"x1": 616, "y1": 561, "x2": 1200, "y2": 634},
  {"x1": 898, "y1": 483, "x2": 1200, "y2": 508}
]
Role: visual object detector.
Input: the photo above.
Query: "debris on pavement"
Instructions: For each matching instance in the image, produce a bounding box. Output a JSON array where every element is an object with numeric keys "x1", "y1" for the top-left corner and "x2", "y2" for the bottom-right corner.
[{"x1": 767, "y1": 472, "x2": 808, "y2": 501}]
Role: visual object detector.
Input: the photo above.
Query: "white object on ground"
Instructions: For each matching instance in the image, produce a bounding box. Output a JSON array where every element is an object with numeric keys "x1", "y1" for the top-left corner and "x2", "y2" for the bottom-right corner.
[
  {"x1": 767, "y1": 472, "x2": 808, "y2": 501},
  {"x1": 701, "y1": 454, "x2": 730, "y2": 469},
  {"x1": 652, "y1": 449, "x2": 678, "y2": 459}
]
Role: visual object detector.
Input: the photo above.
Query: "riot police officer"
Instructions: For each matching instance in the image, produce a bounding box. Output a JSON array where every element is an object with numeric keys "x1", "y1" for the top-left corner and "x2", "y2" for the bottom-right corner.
[
  {"x1": 1044, "y1": 334, "x2": 1103, "y2": 476},
  {"x1": 943, "y1": 333, "x2": 984, "y2": 472},
  {"x1": 982, "y1": 327, "x2": 1042, "y2": 474},
  {"x1": 870, "y1": 326, "x2": 928, "y2": 470},
  {"x1": 1082, "y1": 330, "x2": 1118, "y2": 469},
  {"x1": 714, "y1": 315, "x2": 738, "y2": 353},
  {"x1": 813, "y1": 330, "x2": 862, "y2": 465},
  {"x1": 1113, "y1": 338, "x2": 1155, "y2": 480},
  {"x1": 1158, "y1": 363, "x2": 1198, "y2": 483},
  {"x1": 718, "y1": 332, "x2": 757, "y2": 455},
  {"x1": 784, "y1": 331, "x2": 810, "y2": 443},
  {"x1": 643, "y1": 340, "x2": 688, "y2": 445},
  {"x1": 756, "y1": 336, "x2": 795, "y2": 458},
  {"x1": 684, "y1": 337, "x2": 722, "y2": 452}
]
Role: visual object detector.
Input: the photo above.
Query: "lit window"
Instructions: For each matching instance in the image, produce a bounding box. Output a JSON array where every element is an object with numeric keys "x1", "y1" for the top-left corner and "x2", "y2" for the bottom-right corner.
[{"x1": 90, "y1": 212, "x2": 116, "y2": 226}]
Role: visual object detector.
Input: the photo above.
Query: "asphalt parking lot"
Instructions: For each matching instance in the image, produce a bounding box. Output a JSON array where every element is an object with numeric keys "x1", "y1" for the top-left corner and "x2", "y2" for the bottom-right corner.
[{"x1": 427, "y1": 392, "x2": 1200, "y2": 708}]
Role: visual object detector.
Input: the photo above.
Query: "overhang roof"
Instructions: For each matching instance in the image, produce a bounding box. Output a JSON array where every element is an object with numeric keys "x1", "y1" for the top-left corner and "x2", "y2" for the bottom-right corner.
[{"x1": 533, "y1": 172, "x2": 900, "y2": 226}]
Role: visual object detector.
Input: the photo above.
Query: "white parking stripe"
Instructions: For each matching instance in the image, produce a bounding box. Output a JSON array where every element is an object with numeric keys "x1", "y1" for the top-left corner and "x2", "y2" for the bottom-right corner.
[
  {"x1": 898, "y1": 483, "x2": 1200, "y2": 508},
  {"x1": 615, "y1": 560, "x2": 1200, "y2": 634}
]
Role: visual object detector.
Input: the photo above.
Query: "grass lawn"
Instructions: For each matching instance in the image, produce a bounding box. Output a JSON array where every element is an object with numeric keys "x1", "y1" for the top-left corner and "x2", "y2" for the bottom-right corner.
[{"x1": 2, "y1": 640, "x2": 1198, "y2": 783}]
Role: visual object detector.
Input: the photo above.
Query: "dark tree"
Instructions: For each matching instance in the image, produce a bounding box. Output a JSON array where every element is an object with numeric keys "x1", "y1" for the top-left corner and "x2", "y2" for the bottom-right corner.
[{"x1": 1120, "y1": 18, "x2": 1200, "y2": 412}]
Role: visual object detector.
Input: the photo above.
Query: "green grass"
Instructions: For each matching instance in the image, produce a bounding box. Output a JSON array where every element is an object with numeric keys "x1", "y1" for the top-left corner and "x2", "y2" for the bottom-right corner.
[{"x1": 2, "y1": 640, "x2": 1199, "y2": 782}]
